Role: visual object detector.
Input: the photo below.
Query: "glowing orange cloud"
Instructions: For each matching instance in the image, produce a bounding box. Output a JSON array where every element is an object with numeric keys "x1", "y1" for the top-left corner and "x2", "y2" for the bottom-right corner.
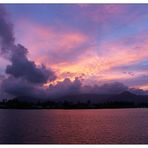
[
  {"x1": 14, "y1": 19, "x2": 148, "y2": 90},
  {"x1": 136, "y1": 85, "x2": 148, "y2": 90}
]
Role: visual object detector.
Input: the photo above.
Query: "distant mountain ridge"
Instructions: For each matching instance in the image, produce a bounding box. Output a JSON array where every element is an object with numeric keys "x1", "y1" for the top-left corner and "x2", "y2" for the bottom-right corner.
[
  {"x1": 1, "y1": 91, "x2": 148, "y2": 109},
  {"x1": 108, "y1": 91, "x2": 148, "y2": 103},
  {"x1": 13, "y1": 91, "x2": 148, "y2": 104}
]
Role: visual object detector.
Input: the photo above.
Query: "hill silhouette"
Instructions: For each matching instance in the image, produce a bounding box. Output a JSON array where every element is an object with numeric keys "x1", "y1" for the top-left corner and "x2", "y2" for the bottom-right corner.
[
  {"x1": 108, "y1": 91, "x2": 148, "y2": 103},
  {"x1": 1, "y1": 91, "x2": 148, "y2": 109}
]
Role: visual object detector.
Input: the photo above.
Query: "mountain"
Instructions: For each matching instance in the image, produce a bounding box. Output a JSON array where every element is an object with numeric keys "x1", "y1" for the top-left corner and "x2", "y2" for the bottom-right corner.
[
  {"x1": 58, "y1": 91, "x2": 148, "y2": 104},
  {"x1": 2, "y1": 91, "x2": 148, "y2": 109},
  {"x1": 108, "y1": 91, "x2": 148, "y2": 103},
  {"x1": 12, "y1": 91, "x2": 148, "y2": 104},
  {"x1": 58, "y1": 93, "x2": 113, "y2": 103}
]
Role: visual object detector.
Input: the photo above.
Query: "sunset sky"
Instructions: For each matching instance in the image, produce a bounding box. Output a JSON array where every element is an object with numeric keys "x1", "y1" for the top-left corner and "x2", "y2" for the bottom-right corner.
[{"x1": 1, "y1": 4, "x2": 148, "y2": 94}]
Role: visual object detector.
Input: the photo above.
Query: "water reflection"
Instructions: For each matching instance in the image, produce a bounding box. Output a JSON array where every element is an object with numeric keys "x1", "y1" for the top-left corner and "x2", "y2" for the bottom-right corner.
[{"x1": 0, "y1": 109, "x2": 148, "y2": 144}]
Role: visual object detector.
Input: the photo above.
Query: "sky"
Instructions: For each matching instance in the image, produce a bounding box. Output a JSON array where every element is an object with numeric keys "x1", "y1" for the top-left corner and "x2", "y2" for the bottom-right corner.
[{"x1": 1, "y1": 4, "x2": 148, "y2": 99}]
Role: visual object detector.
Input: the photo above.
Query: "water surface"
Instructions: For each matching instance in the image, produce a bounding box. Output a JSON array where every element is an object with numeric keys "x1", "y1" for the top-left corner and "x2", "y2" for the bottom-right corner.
[{"x1": 0, "y1": 109, "x2": 148, "y2": 144}]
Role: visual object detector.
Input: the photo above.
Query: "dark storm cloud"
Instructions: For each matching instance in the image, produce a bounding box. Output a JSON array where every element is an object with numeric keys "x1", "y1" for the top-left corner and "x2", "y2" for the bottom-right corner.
[
  {"x1": 1, "y1": 75, "x2": 131, "y2": 99},
  {"x1": 2, "y1": 75, "x2": 148, "y2": 100},
  {"x1": 1, "y1": 76, "x2": 52, "y2": 99},
  {"x1": 48, "y1": 80, "x2": 129, "y2": 97},
  {"x1": 6, "y1": 44, "x2": 56, "y2": 83},
  {"x1": 48, "y1": 77, "x2": 82, "y2": 98},
  {"x1": 0, "y1": 6, "x2": 56, "y2": 88},
  {"x1": 2, "y1": 76, "x2": 34, "y2": 97},
  {"x1": 2, "y1": 77, "x2": 81, "y2": 100},
  {"x1": 47, "y1": 79, "x2": 148, "y2": 99}
]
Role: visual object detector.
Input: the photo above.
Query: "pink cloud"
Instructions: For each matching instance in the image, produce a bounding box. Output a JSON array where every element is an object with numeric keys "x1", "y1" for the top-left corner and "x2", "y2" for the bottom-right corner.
[
  {"x1": 14, "y1": 19, "x2": 89, "y2": 64},
  {"x1": 13, "y1": 18, "x2": 148, "y2": 90},
  {"x1": 56, "y1": 30, "x2": 148, "y2": 85}
]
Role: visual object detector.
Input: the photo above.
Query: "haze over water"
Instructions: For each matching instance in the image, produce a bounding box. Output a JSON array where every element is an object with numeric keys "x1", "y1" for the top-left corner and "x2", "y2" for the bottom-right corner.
[{"x1": 0, "y1": 109, "x2": 148, "y2": 144}]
